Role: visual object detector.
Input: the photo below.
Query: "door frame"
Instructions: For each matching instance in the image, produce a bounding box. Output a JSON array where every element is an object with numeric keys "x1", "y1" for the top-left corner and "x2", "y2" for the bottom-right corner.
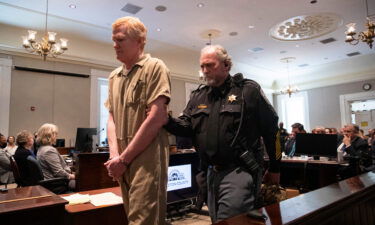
[{"x1": 339, "y1": 91, "x2": 375, "y2": 127}]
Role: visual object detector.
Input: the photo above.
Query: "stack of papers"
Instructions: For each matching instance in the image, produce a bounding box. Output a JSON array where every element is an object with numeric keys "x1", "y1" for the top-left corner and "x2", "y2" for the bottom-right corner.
[
  {"x1": 62, "y1": 193, "x2": 90, "y2": 205},
  {"x1": 89, "y1": 192, "x2": 123, "y2": 206},
  {"x1": 62, "y1": 192, "x2": 123, "y2": 206}
]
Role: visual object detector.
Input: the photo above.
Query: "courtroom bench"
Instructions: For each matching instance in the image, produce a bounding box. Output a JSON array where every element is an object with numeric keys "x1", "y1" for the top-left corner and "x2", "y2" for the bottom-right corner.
[{"x1": 214, "y1": 172, "x2": 375, "y2": 225}]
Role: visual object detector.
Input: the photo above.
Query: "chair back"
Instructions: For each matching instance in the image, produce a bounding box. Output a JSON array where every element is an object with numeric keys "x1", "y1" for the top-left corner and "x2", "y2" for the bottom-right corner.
[
  {"x1": 9, "y1": 156, "x2": 22, "y2": 187},
  {"x1": 26, "y1": 156, "x2": 44, "y2": 183}
]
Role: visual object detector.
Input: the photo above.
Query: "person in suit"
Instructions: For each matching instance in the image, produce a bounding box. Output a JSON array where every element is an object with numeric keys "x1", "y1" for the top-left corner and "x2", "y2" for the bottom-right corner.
[
  {"x1": 337, "y1": 124, "x2": 371, "y2": 179},
  {"x1": 339, "y1": 125, "x2": 369, "y2": 157},
  {"x1": 285, "y1": 123, "x2": 305, "y2": 157},
  {"x1": 14, "y1": 130, "x2": 36, "y2": 186}
]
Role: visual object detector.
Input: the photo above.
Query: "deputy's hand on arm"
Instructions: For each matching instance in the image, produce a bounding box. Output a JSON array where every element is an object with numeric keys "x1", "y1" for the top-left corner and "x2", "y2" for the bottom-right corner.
[
  {"x1": 104, "y1": 156, "x2": 127, "y2": 180},
  {"x1": 263, "y1": 170, "x2": 280, "y2": 185}
]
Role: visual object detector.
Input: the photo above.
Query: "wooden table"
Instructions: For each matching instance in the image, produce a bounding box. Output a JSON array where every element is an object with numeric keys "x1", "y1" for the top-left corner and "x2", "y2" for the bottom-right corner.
[
  {"x1": 61, "y1": 186, "x2": 127, "y2": 225},
  {"x1": 0, "y1": 185, "x2": 68, "y2": 225},
  {"x1": 215, "y1": 172, "x2": 375, "y2": 225}
]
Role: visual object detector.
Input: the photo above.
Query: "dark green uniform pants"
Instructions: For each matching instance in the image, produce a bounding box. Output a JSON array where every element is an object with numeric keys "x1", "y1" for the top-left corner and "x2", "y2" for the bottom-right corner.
[{"x1": 207, "y1": 166, "x2": 255, "y2": 223}]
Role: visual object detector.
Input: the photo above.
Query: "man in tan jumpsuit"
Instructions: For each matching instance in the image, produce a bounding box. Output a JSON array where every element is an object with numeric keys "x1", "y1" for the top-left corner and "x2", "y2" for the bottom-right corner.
[{"x1": 104, "y1": 16, "x2": 171, "y2": 225}]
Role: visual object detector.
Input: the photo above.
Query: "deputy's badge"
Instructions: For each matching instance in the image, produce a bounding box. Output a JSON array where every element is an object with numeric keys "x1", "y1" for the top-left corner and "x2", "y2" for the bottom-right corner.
[
  {"x1": 228, "y1": 94, "x2": 237, "y2": 103},
  {"x1": 198, "y1": 104, "x2": 207, "y2": 109}
]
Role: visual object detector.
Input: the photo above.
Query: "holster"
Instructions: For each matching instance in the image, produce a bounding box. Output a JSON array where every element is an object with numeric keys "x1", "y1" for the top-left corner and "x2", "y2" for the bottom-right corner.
[
  {"x1": 238, "y1": 148, "x2": 263, "y2": 208},
  {"x1": 239, "y1": 149, "x2": 260, "y2": 175}
]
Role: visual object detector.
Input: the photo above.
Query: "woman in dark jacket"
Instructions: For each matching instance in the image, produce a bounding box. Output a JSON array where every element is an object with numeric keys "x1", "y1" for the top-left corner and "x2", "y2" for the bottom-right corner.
[{"x1": 14, "y1": 130, "x2": 35, "y2": 186}]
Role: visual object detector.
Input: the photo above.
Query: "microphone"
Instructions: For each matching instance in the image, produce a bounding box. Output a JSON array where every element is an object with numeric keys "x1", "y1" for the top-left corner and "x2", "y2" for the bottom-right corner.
[
  {"x1": 97, "y1": 128, "x2": 105, "y2": 135},
  {"x1": 96, "y1": 128, "x2": 106, "y2": 147}
]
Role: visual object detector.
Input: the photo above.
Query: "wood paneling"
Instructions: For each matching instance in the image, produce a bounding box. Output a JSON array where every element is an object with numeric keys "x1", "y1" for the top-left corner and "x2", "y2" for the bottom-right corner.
[{"x1": 75, "y1": 152, "x2": 118, "y2": 191}]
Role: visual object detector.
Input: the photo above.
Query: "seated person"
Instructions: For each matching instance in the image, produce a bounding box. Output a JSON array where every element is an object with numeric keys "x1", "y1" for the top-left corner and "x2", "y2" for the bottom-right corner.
[
  {"x1": 285, "y1": 123, "x2": 305, "y2": 157},
  {"x1": 0, "y1": 133, "x2": 6, "y2": 149},
  {"x1": 0, "y1": 133, "x2": 16, "y2": 184},
  {"x1": 0, "y1": 146, "x2": 14, "y2": 184},
  {"x1": 337, "y1": 124, "x2": 370, "y2": 179},
  {"x1": 14, "y1": 130, "x2": 36, "y2": 186},
  {"x1": 312, "y1": 126, "x2": 325, "y2": 134},
  {"x1": 4, "y1": 136, "x2": 17, "y2": 155},
  {"x1": 284, "y1": 134, "x2": 295, "y2": 157},
  {"x1": 36, "y1": 123, "x2": 75, "y2": 190}
]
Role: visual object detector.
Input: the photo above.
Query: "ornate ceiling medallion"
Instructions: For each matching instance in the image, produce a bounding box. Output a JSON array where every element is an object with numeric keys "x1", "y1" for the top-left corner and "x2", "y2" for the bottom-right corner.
[{"x1": 270, "y1": 13, "x2": 343, "y2": 41}]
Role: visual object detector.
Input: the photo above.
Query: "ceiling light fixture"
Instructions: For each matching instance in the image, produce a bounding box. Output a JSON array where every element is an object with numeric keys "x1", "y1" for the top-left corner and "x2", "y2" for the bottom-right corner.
[
  {"x1": 197, "y1": 3, "x2": 205, "y2": 8},
  {"x1": 206, "y1": 33, "x2": 212, "y2": 46},
  {"x1": 68, "y1": 4, "x2": 76, "y2": 9},
  {"x1": 280, "y1": 57, "x2": 298, "y2": 97},
  {"x1": 155, "y1": 5, "x2": 167, "y2": 12},
  {"x1": 345, "y1": 0, "x2": 375, "y2": 49},
  {"x1": 229, "y1": 31, "x2": 238, "y2": 36},
  {"x1": 22, "y1": 0, "x2": 68, "y2": 61},
  {"x1": 156, "y1": 28, "x2": 162, "y2": 32}
]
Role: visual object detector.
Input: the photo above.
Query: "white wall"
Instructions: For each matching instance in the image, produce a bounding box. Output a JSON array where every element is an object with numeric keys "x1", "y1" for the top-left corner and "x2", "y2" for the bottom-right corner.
[
  {"x1": 0, "y1": 58, "x2": 12, "y2": 136},
  {"x1": 7, "y1": 55, "x2": 92, "y2": 145},
  {"x1": 296, "y1": 78, "x2": 375, "y2": 131}
]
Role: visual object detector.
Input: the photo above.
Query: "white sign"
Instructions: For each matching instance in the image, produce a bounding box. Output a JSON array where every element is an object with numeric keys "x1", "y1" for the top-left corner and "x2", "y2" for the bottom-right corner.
[{"x1": 167, "y1": 164, "x2": 191, "y2": 191}]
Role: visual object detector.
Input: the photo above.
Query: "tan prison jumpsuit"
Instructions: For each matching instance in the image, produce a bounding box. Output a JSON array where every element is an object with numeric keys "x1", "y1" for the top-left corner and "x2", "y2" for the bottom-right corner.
[{"x1": 106, "y1": 54, "x2": 171, "y2": 225}]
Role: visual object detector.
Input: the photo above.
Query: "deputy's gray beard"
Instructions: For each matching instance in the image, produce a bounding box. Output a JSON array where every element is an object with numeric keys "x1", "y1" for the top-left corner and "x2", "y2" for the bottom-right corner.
[{"x1": 206, "y1": 77, "x2": 218, "y2": 87}]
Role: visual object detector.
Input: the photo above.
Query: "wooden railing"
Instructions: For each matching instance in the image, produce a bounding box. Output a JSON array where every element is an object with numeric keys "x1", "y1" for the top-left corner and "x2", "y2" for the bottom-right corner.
[{"x1": 215, "y1": 172, "x2": 375, "y2": 225}]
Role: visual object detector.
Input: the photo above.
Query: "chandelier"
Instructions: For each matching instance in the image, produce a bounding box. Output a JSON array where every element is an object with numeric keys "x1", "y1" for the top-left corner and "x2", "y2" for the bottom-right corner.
[
  {"x1": 280, "y1": 57, "x2": 298, "y2": 98},
  {"x1": 345, "y1": 0, "x2": 375, "y2": 49},
  {"x1": 22, "y1": 0, "x2": 68, "y2": 60}
]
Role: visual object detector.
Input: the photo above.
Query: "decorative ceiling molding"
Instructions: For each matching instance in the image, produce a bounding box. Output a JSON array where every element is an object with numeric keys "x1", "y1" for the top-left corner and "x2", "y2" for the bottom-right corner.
[{"x1": 270, "y1": 13, "x2": 343, "y2": 41}]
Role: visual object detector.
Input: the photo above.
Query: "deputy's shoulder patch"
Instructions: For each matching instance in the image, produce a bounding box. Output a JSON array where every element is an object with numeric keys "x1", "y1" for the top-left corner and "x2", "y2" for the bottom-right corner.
[{"x1": 197, "y1": 104, "x2": 207, "y2": 109}]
